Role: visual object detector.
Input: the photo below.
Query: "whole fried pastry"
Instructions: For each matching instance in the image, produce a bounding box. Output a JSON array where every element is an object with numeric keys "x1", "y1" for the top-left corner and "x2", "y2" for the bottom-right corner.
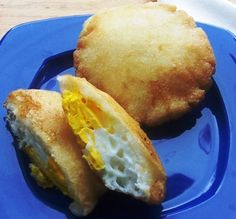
[{"x1": 74, "y1": 3, "x2": 215, "y2": 126}]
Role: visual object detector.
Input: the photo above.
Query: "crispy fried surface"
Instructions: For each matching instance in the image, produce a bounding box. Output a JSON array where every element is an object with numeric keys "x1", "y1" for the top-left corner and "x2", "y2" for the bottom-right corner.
[
  {"x1": 59, "y1": 75, "x2": 166, "y2": 203},
  {"x1": 74, "y1": 3, "x2": 215, "y2": 126},
  {"x1": 5, "y1": 89, "x2": 105, "y2": 215}
]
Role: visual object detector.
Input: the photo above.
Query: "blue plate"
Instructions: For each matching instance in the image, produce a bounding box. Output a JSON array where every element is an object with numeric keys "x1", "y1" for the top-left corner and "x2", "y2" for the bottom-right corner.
[{"x1": 0, "y1": 15, "x2": 236, "y2": 219}]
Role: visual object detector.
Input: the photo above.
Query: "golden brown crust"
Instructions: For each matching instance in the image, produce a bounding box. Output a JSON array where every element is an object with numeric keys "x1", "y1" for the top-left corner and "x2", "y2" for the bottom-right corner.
[
  {"x1": 95, "y1": 81, "x2": 166, "y2": 203},
  {"x1": 74, "y1": 2, "x2": 215, "y2": 126},
  {"x1": 59, "y1": 75, "x2": 166, "y2": 203},
  {"x1": 5, "y1": 89, "x2": 105, "y2": 215}
]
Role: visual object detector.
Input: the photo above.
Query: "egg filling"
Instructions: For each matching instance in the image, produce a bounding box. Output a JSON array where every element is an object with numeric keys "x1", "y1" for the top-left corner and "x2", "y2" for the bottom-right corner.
[
  {"x1": 61, "y1": 89, "x2": 150, "y2": 198},
  {"x1": 23, "y1": 146, "x2": 68, "y2": 195},
  {"x1": 62, "y1": 90, "x2": 105, "y2": 171},
  {"x1": 7, "y1": 111, "x2": 68, "y2": 195},
  {"x1": 29, "y1": 163, "x2": 53, "y2": 189}
]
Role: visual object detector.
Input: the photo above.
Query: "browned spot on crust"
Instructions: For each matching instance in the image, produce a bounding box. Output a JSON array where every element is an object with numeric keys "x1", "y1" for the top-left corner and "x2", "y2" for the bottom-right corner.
[
  {"x1": 93, "y1": 80, "x2": 106, "y2": 92},
  {"x1": 8, "y1": 91, "x2": 41, "y2": 118},
  {"x1": 77, "y1": 66, "x2": 90, "y2": 78},
  {"x1": 149, "y1": 80, "x2": 164, "y2": 107},
  {"x1": 73, "y1": 50, "x2": 81, "y2": 70},
  {"x1": 149, "y1": 180, "x2": 166, "y2": 203},
  {"x1": 78, "y1": 39, "x2": 87, "y2": 49}
]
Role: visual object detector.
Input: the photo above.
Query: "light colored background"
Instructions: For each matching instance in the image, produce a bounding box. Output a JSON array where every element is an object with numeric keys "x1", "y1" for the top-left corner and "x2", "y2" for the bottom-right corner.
[
  {"x1": 0, "y1": 0, "x2": 155, "y2": 38},
  {"x1": 0, "y1": 0, "x2": 236, "y2": 39},
  {"x1": 162, "y1": 0, "x2": 236, "y2": 35}
]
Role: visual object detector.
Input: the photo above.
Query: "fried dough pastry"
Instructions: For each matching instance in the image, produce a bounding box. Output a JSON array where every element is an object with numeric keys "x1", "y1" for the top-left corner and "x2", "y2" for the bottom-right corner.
[
  {"x1": 58, "y1": 75, "x2": 166, "y2": 204},
  {"x1": 74, "y1": 3, "x2": 215, "y2": 126},
  {"x1": 4, "y1": 90, "x2": 105, "y2": 216}
]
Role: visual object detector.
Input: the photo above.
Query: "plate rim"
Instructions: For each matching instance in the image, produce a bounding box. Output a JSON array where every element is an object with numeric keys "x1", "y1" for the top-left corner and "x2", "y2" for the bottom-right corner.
[{"x1": 1, "y1": 15, "x2": 236, "y2": 219}]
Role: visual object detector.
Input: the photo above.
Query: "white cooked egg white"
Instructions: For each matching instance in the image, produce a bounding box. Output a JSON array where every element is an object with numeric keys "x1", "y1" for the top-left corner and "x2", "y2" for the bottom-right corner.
[
  {"x1": 62, "y1": 90, "x2": 151, "y2": 198},
  {"x1": 87, "y1": 128, "x2": 150, "y2": 197},
  {"x1": 7, "y1": 109, "x2": 48, "y2": 162}
]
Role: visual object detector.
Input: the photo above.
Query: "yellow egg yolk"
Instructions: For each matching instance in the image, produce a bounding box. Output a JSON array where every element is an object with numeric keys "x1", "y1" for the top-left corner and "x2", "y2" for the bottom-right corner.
[
  {"x1": 24, "y1": 146, "x2": 68, "y2": 195},
  {"x1": 62, "y1": 90, "x2": 105, "y2": 171},
  {"x1": 29, "y1": 163, "x2": 53, "y2": 188}
]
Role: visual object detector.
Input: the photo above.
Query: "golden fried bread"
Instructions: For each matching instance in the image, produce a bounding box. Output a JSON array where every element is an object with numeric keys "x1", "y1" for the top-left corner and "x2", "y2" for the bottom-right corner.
[
  {"x1": 58, "y1": 75, "x2": 166, "y2": 204},
  {"x1": 4, "y1": 89, "x2": 105, "y2": 216},
  {"x1": 74, "y1": 3, "x2": 215, "y2": 126}
]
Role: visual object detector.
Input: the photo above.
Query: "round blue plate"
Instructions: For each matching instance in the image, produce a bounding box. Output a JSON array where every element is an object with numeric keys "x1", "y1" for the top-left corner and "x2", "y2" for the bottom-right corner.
[{"x1": 0, "y1": 16, "x2": 236, "y2": 219}]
